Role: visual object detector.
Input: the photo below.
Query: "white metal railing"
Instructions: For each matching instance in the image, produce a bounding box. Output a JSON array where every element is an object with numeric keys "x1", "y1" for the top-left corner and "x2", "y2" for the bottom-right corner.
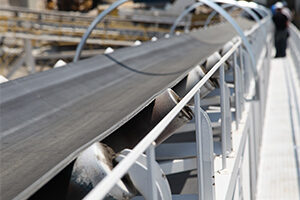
[
  {"x1": 290, "y1": 23, "x2": 300, "y2": 47},
  {"x1": 289, "y1": 23, "x2": 300, "y2": 70},
  {"x1": 84, "y1": 39, "x2": 242, "y2": 200},
  {"x1": 63, "y1": 0, "x2": 273, "y2": 199},
  {"x1": 82, "y1": 15, "x2": 272, "y2": 199}
]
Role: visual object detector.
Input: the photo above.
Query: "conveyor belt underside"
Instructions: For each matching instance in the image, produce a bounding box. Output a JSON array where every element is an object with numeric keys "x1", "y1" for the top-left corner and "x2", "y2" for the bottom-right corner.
[{"x1": 0, "y1": 18, "x2": 254, "y2": 200}]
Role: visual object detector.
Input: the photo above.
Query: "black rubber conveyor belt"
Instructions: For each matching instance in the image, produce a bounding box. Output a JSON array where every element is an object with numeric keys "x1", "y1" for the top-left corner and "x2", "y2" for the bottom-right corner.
[{"x1": 0, "y1": 18, "x2": 254, "y2": 200}]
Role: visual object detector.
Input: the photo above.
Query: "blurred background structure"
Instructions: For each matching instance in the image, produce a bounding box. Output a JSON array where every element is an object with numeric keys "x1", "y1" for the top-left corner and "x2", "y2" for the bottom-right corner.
[
  {"x1": 0, "y1": 0, "x2": 298, "y2": 80},
  {"x1": 0, "y1": 1, "x2": 300, "y2": 200}
]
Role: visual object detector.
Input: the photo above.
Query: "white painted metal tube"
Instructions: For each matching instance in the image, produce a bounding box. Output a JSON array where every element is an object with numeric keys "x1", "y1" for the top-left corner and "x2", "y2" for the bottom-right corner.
[
  {"x1": 239, "y1": 45, "x2": 245, "y2": 107},
  {"x1": 83, "y1": 38, "x2": 242, "y2": 200},
  {"x1": 204, "y1": 4, "x2": 234, "y2": 28},
  {"x1": 220, "y1": 64, "x2": 227, "y2": 170},
  {"x1": 170, "y1": 0, "x2": 257, "y2": 78},
  {"x1": 234, "y1": 52, "x2": 241, "y2": 129},
  {"x1": 73, "y1": 0, "x2": 129, "y2": 62},
  {"x1": 195, "y1": 89, "x2": 204, "y2": 200},
  {"x1": 169, "y1": 2, "x2": 203, "y2": 36},
  {"x1": 146, "y1": 143, "x2": 158, "y2": 200},
  {"x1": 204, "y1": 0, "x2": 262, "y2": 29}
]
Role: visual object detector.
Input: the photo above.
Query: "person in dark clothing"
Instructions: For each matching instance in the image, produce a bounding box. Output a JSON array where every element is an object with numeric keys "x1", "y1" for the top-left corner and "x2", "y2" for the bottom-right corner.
[{"x1": 272, "y1": 2, "x2": 289, "y2": 57}]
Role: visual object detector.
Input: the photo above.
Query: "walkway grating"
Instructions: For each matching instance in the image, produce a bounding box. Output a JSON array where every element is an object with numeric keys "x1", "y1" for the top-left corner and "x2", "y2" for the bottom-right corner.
[{"x1": 256, "y1": 50, "x2": 300, "y2": 200}]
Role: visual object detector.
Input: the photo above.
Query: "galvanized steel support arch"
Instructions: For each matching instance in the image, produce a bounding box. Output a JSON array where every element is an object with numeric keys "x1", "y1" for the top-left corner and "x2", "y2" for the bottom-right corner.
[
  {"x1": 204, "y1": 1, "x2": 261, "y2": 28},
  {"x1": 73, "y1": 0, "x2": 129, "y2": 62},
  {"x1": 170, "y1": 0, "x2": 257, "y2": 76},
  {"x1": 203, "y1": 0, "x2": 268, "y2": 44},
  {"x1": 204, "y1": 3, "x2": 238, "y2": 28}
]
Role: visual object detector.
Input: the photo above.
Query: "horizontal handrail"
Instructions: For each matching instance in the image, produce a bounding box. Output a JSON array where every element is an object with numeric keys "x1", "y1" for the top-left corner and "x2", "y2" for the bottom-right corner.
[
  {"x1": 2, "y1": 18, "x2": 255, "y2": 200},
  {"x1": 289, "y1": 23, "x2": 300, "y2": 49},
  {"x1": 84, "y1": 13, "x2": 271, "y2": 200},
  {"x1": 290, "y1": 23, "x2": 300, "y2": 37},
  {"x1": 83, "y1": 39, "x2": 242, "y2": 200}
]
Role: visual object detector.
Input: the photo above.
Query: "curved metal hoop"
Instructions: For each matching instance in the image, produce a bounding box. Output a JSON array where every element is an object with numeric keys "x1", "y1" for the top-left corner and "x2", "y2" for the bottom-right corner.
[
  {"x1": 246, "y1": 1, "x2": 270, "y2": 17},
  {"x1": 170, "y1": 0, "x2": 257, "y2": 76},
  {"x1": 204, "y1": 0, "x2": 268, "y2": 42},
  {"x1": 204, "y1": 4, "x2": 237, "y2": 27},
  {"x1": 169, "y1": 2, "x2": 204, "y2": 36},
  {"x1": 73, "y1": 0, "x2": 129, "y2": 62},
  {"x1": 204, "y1": 1, "x2": 261, "y2": 28}
]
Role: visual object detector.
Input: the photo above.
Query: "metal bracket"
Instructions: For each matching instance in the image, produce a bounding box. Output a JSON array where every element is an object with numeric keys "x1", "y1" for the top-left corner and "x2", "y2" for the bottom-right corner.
[
  {"x1": 115, "y1": 149, "x2": 172, "y2": 200},
  {"x1": 198, "y1": 106, "x2": 216, "y2": 200}
]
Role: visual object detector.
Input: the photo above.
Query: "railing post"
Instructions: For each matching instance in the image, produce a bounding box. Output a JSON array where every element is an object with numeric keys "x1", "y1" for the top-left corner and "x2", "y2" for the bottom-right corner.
[
  {"x1": 199, "y1": 108, "x2": 216, "y2": 200},
  {"x1": 146, "y1": 142, "x2": 158, "y2": 200},
  {"x1": 225, "y1": 85, "x2": 232, "y2": 152},
  {"x1": 220, "y1": 64, "x2": 227, "y2": 170},
  {"x1": 249, "y1": 104, "x2": 257, "y2": 200},
  {"x1": 234, "y1": 51, "x2": 241, "y2": 129},
  {"x1": 239, "y1": 46, "x2": 245, "y2": 102},
  {"x1": 195, "y1": 89, "x2": 204, "y2": 200},
  {"x1": 238, "y1": 162, "x2": 244, "y2": 199}
]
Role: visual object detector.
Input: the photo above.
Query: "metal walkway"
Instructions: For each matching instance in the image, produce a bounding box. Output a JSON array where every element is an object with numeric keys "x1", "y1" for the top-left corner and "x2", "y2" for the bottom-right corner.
[{"x1": 256, "y1": 50, "x2": 300, "y2": 199}]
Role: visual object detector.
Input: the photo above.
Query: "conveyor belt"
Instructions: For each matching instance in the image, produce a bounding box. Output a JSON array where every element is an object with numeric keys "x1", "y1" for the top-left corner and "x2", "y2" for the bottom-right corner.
[{"x1": 0, "y1": 18, "x2": 254, "y2": 200}]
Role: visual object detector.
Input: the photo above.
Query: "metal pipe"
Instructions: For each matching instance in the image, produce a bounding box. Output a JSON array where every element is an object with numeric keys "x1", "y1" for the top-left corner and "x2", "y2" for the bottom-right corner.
[
  {"x1": 220, "y1": 64, "x2": 227, "y2": 170},
  {"x1": 204, "y1": 0, "x2": 266, "y2": 39},
  {"x1": 73, "y1": 0, "x2": 129, "y2": 62},
  {"x1": 234, "y1": 52, "x2": 241, "y2": 130},
  {"x1": 246, "y1": 1, "x2": 270, "y2": 17},
  {"x1": 239, "y1": 45, "x2": 245, "y2": 107},
  {"x1": 169, "y1": 0, "x2": 257, "y2": 78},
  {"x1": 195, "y1": 89, "x2": 204, "y2": 200},
  {"x1": 83, "y1": 37, "x2": 241, "y2": 200},
  {"x1": 169, "y1": 2, "x2": 203, "y2": 36},
  {"x1": 146, "y1": 143, "x2": 158, "y2": 200},
  {"x1": 204, "y1": 4, "x2": 238, "y2": 28},
  {"x1": 103, "y1": 89, "x2": 193, "y2": 152},
  {"x1": 204, "y1": 0, "x2": 260, "y2": 27},
  {"x1": 173, "y1": 65, "x2": 216, "y2": 101}
]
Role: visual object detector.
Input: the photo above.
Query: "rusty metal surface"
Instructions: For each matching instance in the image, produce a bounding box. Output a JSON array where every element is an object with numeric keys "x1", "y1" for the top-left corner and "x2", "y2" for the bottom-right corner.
[{"x1": 0, "y1": 18, "x2": 254, "y2": 200}]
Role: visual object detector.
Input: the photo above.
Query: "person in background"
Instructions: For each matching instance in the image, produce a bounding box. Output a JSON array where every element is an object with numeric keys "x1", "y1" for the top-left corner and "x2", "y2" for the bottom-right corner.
[
  {"x1": 271, "y1": 3, "x2": 277, "y2": 15},
  {"x1": 272, "y1": 2, "x2": 289, "y2": 58}
]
